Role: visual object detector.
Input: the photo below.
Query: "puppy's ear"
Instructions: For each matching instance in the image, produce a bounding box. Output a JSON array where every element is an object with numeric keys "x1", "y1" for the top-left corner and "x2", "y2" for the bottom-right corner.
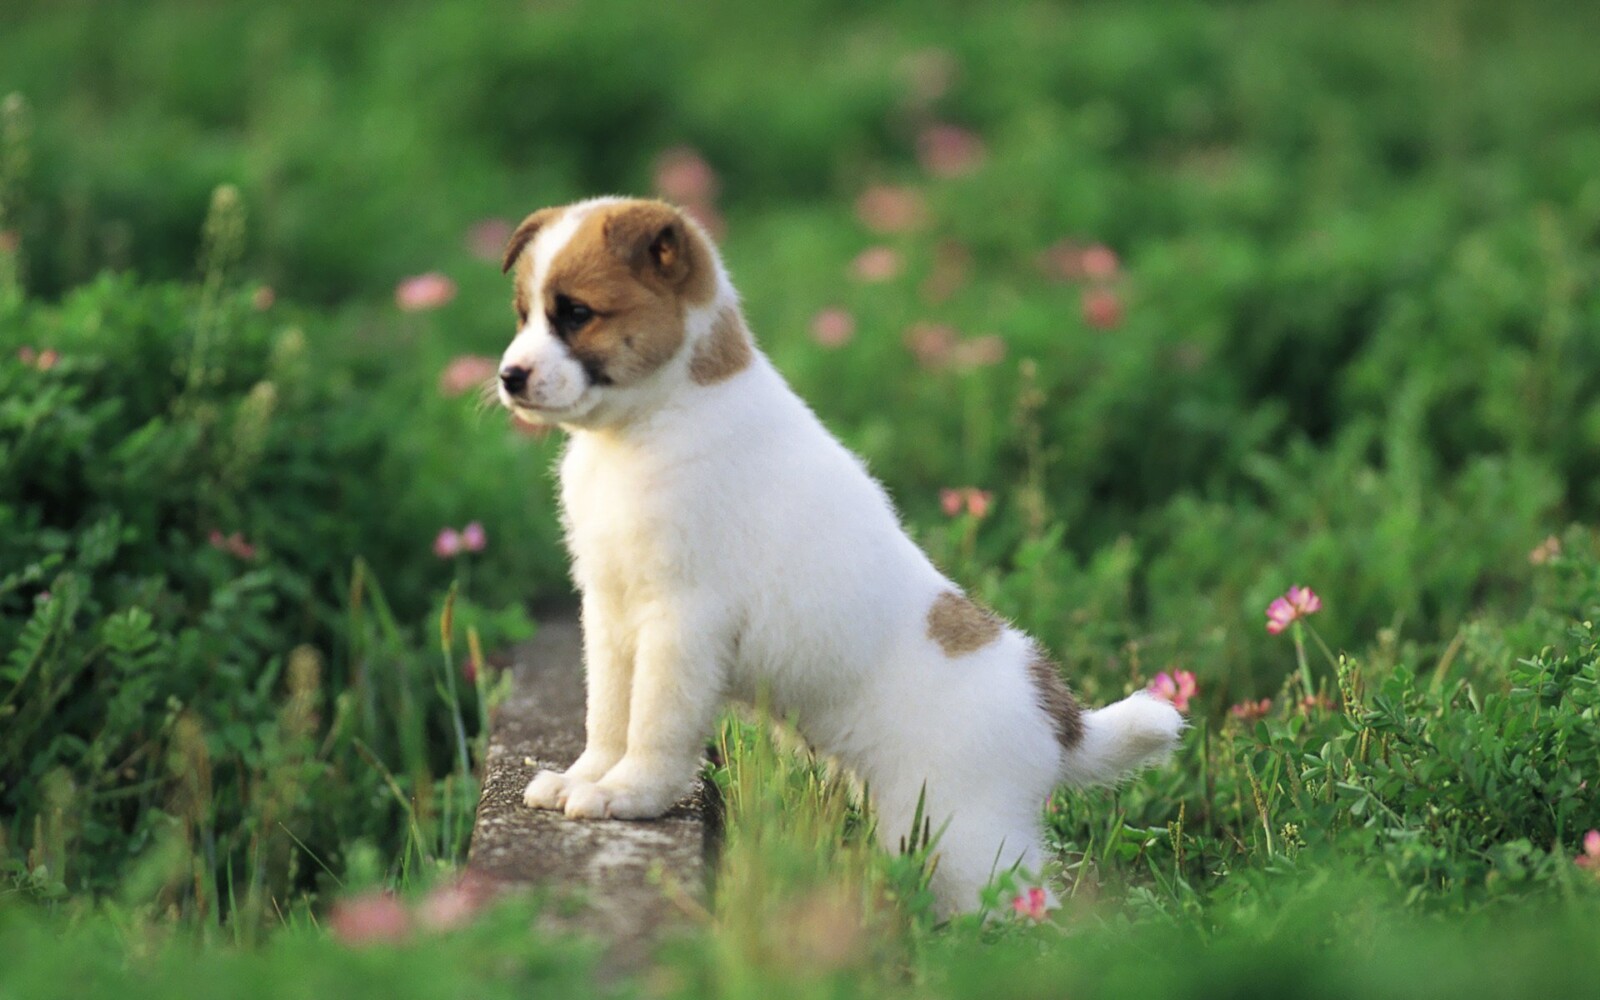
[
  {"x1": 604, "y1": 201, "x2": 702, "y2": 290},
  {"x1": 501, "y1": 207, "x2": 561, "y2": 274}
]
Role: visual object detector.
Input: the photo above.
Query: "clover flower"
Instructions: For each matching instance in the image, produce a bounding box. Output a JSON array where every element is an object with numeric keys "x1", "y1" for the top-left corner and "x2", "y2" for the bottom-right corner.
[
  {"x1": 851, "y1": 246, "x2": 903, "y2": 283},
  {"x1": 439, "y1": 355, "x2": 498, "y2": 398},
  {"x1": 854, "y1": 184, "x2": 927, "y2": 234},
  {"x1": 1576, "y1": 830, "x2": 1600, "y2": 872},
  {"x1": 1147, "y1": 669, "x2": 1197, "y2": 713},
  {"x1": 1011, "y1": 886, "x2": 1049, "y2": 921},
  {"x1": 208, "y1": 530, "x2": 258, "y2": 560},
  {"x1": 396, "y1": 272, "x2": 457, "y2": 311},
  {"x1": 436, "y1": 523, "x2": 486, "y2": 558},
  {"x1": 1229, "y1": 698, "x2": 1272, "y2": 722},
  {"x1": 1266, "y1": 585, "x2": 1321, "y2": 635},
  {"x1": 1081, "y1": 287, "x2": 1123, "y2": 330},
  {"x1": 940, "y1": 487, "x2": 993, "y2": 519},
  {"x1": 464, "y1": 218, "x2": 513, "y2": 263},
  {"x1": 810, "y1": 307, "x2": 856, "y2": 348},
  {"x1": 917, "y1": 123, "x2": 987, "y2": 178},
  {"x1": 328, "y1": 891, "x2": 412, "y2": 946}
]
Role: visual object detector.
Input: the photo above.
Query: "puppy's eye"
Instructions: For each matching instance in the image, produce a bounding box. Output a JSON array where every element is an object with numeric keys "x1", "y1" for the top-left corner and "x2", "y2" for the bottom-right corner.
[{"x1": 550, "y1": 295, "x2": 595, "y2": 338}]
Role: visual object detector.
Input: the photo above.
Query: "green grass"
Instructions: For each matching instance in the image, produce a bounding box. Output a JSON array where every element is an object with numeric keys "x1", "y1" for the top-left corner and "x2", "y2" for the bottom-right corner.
[{"x1": 3, "y1": 0, "x2": 1600, "y2": 993}]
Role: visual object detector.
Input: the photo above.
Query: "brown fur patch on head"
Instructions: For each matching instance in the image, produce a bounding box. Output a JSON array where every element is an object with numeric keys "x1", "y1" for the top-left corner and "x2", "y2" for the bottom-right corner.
[
  {"x1": 690, "y1": 306, "x2": 753, "y2": 385},
  {"x1": 600, "y1": 200, "x2": 717, "y2": 306},
  {"x1": 1027, "y1": 647, "x2": 1084, "y2": 751},
  {"x1": 512, "y1": 252, "x2": 535, "y2": 326},
  {"x1": 927, "y1": 590, "x2": 1002, "y2": 656},
  {"x1": 538, "y1": 199, "x2": 718, "y2": 387},
  {"x1": 502, "y1": 207, "x2": 563, "y2": 275},
  {"x1": 504, "y1": 208, "x2": 564, "y2": 327}
]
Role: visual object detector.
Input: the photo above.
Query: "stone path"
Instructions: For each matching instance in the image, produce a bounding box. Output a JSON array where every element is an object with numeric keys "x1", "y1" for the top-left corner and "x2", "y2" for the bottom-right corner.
[{"x1": 467, "y1": 613, "x2": 711, "y2": 969}]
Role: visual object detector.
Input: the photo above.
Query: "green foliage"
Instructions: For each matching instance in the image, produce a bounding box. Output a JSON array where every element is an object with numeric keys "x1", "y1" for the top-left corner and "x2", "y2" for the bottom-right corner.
[{"x1": 0, "y1": 268, "x2": 543, "y2": 918}]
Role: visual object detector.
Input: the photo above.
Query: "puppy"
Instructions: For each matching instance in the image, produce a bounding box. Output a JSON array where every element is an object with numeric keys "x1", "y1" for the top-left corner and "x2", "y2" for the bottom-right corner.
[{"x1": 496, "y1": 196, "x2": 1182, "y2": 912}]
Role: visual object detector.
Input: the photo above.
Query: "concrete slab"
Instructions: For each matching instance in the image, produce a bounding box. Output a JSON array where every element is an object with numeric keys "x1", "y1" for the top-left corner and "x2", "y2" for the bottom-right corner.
[{"x1": 467, "y1": 612, "x2": 709, "y2": 969}]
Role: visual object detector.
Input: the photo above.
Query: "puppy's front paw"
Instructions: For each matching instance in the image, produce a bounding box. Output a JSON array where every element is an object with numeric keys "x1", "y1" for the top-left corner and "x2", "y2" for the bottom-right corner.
[
  {"x1": 563, "y1": 775, "x2": 679, "y2": 820},
  {"x1": 562, "y1": 781, "x2": 615, "y2": 819},
  {"x1": 523, "y1": 770, "x2": 574, "y2": 811}
]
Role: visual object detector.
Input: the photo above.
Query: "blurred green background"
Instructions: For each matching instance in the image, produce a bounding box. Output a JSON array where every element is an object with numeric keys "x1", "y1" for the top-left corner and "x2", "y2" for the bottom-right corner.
[
  {"x1": 3, "y1": 0, "x2": 1600, "y2": 994},
  {"x1": 5, "y1": 0, "x2": 1598, "y2": 680}
]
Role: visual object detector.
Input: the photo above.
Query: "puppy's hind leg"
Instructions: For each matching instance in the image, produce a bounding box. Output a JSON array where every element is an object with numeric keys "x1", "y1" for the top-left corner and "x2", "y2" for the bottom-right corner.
[
  {"x1": 870, "y1": 762, "x2": 1053, "y2": 917},
  {"x1": 524, "y1": 593, "x2": 634, "y2": 810}
]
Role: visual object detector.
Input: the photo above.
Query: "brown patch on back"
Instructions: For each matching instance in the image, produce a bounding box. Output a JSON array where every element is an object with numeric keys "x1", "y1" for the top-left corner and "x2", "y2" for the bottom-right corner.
[
  {"x1": 690, "y1": 306, "x2": 753, "y2": 385},
  {"x1": 926, "y1": 590, "x2": 1002, "y2": 656},
  {"x1": 1028, "y1": 647, "x2": 1084, "y2": 751},
  {"x1": 537, "y1": 200, "x2": 718, "y2": 387}
]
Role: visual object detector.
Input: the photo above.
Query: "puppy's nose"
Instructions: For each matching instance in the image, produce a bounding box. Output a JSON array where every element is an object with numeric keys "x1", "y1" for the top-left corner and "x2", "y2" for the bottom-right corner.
[{"x1": 499, "y1": 365, "x2": 530, "y2": 395}]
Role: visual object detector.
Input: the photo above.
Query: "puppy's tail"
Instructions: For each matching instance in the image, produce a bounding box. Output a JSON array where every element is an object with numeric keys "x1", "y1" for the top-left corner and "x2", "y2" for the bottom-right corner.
[{"x1": 1061, "y1": 692, "x2": 1184, "y2": 787}]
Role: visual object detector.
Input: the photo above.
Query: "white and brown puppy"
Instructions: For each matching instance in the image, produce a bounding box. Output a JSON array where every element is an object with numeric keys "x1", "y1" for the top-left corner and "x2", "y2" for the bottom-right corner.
[{"x1": 496, "y1": 196, "x2": 1182, "y2": 913}]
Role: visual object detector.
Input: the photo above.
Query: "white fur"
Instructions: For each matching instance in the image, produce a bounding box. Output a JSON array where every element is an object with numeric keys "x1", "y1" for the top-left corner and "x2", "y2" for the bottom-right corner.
[{"x1": 500, "y1": 204, "x2": 1183, "y2": 912}]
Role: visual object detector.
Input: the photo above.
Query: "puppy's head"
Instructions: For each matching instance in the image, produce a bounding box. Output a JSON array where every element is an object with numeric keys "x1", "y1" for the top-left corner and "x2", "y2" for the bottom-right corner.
[{"x1": 496, "y1": 197, "x2": 725, "y2": 427}]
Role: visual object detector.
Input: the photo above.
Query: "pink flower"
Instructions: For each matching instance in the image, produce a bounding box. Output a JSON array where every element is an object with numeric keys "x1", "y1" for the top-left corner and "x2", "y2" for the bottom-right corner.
[
  {"x1": 950, "y1": 334, "x2": 1005, "y2": 370},
  {"x1": 1147, "y1": 670, "x2": 1197, "y2": 713},
  {"x1": 648, "y1": 147, "x2": 726, "y2": 240},
  {"x1": 1081, "y1": 287, "x2": 1123, "y2": 330},
  {"x1": 207, "y1": 530, "x2": 257, "y2": 560},
  {"x1": 939, "y1": 487, "x2": 992, "y2": 520},
  {"x1": 1265, "y1": 585, "x2": 1322, "y2": 635},
  {"x1": 1577, "y1": 830, "x2": 1600, "y2": 871},
  {"x1": 1529, "y1": 535, "x2": 1562, "y2": 565},
  {"x1": 1081, "y1": 244, "x2": 1120, "y2": 280},
  {"x1": 810, "y1": 308, "x2": 856, "y2": 348},
  {"x1": 438, "y1": 355, "x2": 499, "y2": 398},
  {"x1": 434, "y1": 527, "x2": 462, "y2": 559},
  {"x1": 917, "y1": 123, "x2": 987, "y2": 178},
  {"x1": 251, "y1": 286, "x2": 276, "y2": 311},
  {"x1": 854, "y1": 185, "x2": 927, "y2": 234},
  {"x1": 464, "y1": 218, "x2": 513, "y2": 263},
  {"x1": 1042, "y1": 241, "x2": 1122, "y2": 282},
  {"x1": 904, "y1": 321, "x2": 957, "y2": 367},
  {"x1": 395, "y1": 272, "x2": 457, "y2": 312},
  {"x1": 653, "y1": 146, "x2": 719, "y2": 205},
  {"x1": 461, "y1": 521, "x2": 486, "y2": 552},
  {"x1": 850, "y1": 246, "x2": 902, "y2": 283},
  {"x1": 329, "y1": 892, "x2": 412, "y2": 947},
  {"x1": 1229, "y1": 698, "x2": 1272, "y2": 722},
  {"x1": 17, "y1": 346, "x2": 59, "y2": 371},
  {"x1": 0, "y1": 229, "x2": 17, "y2": 253},
  {"x1": 417, "y1": 871, "x2": 500, "y2": 931},
  {"x1": 1299, "y1": 693, "x2": 1333, "y2": 714},
  {"x1": 1011, "y1": 886, "x2": 1049, "y2": 921}
]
